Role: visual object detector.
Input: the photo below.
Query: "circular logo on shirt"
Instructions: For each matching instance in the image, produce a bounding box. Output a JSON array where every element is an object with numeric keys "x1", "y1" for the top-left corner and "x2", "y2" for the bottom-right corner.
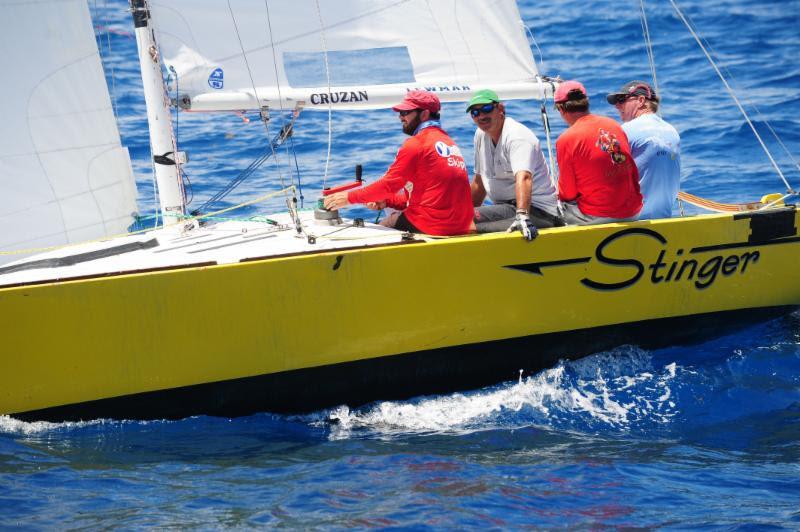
[{"x1": 435, "y1": 141, "x2": 451, "y2": 157}]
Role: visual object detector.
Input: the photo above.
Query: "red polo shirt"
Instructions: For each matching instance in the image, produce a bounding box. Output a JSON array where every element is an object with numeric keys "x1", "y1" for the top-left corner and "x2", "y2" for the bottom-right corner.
[
  {"x1": 557, "y1": 114, "x2": 642, "y2": 218},
  {"x1": 348, "y1": 126, "x2": 473, "y2": 235}
]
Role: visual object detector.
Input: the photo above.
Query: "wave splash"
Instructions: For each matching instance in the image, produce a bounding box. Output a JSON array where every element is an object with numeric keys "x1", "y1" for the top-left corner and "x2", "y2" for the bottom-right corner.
[{"x1": 323, "y1": 346, "x2": 681, "y2": 439}]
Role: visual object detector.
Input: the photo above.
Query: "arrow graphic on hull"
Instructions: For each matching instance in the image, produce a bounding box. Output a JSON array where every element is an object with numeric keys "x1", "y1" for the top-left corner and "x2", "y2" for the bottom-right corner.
[{"x1": 504, "y1": 257, "x2": 591, "y2": 275}]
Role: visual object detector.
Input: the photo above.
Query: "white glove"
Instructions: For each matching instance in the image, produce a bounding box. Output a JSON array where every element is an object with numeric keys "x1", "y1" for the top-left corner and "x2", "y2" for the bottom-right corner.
[{"x1": 507, "y1": 210, "x2": 538, "y2": 241}]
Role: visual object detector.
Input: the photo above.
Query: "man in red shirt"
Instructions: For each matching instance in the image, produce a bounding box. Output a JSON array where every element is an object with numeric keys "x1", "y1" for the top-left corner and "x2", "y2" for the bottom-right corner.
[
  {"x1": 554, "y1": 80, "x2": 642, "y2": 225},
  {"x1": 323, "y1": 90, "x2": 473, "y2": 235}
]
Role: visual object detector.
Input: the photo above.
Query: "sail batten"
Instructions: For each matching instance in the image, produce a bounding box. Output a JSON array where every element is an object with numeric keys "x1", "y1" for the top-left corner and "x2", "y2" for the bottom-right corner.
[{"x1": 151, "y1": 0, "x2": 543, "y2": 112}]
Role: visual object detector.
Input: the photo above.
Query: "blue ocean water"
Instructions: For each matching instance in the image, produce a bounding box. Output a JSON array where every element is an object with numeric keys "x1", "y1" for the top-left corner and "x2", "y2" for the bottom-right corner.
[{"x1": 2, "y1": 0, "x2": 800, "y2": 528}]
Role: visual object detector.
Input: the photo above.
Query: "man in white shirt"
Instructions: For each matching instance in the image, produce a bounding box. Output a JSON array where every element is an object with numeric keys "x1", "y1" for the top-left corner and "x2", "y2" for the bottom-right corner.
[
  {"x1": 607, "y1": 80, "x2": 681, "y2": 220},
  {"x1": 467, "y1": 89, "x2": 562, "y2": 240}
]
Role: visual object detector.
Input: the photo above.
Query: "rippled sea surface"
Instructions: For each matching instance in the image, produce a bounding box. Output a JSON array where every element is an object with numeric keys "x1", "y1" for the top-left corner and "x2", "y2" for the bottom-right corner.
[{"x1": 2, "y1": 0, "x2": 800, "y2": 528}]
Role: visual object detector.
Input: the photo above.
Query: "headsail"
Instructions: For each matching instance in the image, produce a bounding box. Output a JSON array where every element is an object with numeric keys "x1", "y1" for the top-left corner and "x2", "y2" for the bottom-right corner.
[
  {"x1": 151, "y1": 0, "x2": 548, "y2": 111},
  {"x1": 0, "y1": 0, "x2": 138, "y2": 263}
]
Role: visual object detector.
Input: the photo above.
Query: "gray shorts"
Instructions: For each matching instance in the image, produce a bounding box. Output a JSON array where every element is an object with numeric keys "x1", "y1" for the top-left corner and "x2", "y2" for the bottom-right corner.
[
  {"x1": 474, "y1": 201, "x2": 564, "y2": 233},
  {"x1": 561, "y1": 202, "x2": 638, "y2": 225}
]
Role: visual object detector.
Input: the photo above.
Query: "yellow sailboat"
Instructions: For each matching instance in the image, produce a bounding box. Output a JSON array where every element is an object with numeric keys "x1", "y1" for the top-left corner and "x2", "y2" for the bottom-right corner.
[{"x1": 1, "y1": 0, "x2": 797, "y2": 421}]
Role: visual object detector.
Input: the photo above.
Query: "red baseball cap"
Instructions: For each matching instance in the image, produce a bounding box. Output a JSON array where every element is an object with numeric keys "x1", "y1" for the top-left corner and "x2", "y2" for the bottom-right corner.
[
  {"x1": 392, "y1": 90, "x2": 441, "y2": 113},
  {"x1": 553, "y1": 80, "x2": 587, "y2": 104}
]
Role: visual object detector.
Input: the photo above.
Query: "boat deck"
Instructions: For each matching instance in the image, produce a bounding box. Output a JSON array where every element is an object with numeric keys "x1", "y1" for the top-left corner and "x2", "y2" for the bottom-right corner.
[{"x1": 0, "y1": 211, "x2": 414, "y2": 288}]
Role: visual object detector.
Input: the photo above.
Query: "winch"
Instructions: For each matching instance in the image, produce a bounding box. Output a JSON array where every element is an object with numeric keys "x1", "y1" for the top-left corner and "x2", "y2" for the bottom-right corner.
[{"x1": 314, "y1": 164, "x2": 363, "y2": 226}]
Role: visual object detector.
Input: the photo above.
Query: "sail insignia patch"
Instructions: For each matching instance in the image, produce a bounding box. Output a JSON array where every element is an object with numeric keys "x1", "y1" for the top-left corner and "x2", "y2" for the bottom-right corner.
[{"x1": 208, "y1": 68, "x2": 224, "y2": 90}]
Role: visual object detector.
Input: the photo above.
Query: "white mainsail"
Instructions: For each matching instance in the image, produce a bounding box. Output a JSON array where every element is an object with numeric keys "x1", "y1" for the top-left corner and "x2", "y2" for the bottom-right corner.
[
  {"x1": 0, "y1": 0, "x2": 139, "y2": 263},
  {"x1": 151, "y1": 0, "x2": 547, "y2": 111}
]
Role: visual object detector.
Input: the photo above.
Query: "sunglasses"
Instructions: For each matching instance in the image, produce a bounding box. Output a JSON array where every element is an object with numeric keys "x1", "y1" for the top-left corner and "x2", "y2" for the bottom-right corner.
[
  {"x1": 613, "y1": 84, "x2": 654, "y2": 105},
  {"x1": 612, "y1": 94, "x2": 634, "y2": 105},
  {"x1": 469, "y1": 103, "x2": 496, "y2": 117},
  {"x1": 398, "y1": 109, "x2": 419, "y2": 117}
]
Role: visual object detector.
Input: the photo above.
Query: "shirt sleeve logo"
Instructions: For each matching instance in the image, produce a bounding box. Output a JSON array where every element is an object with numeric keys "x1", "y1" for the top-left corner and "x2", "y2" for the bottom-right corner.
[
  {"x1": 596, "y1": 128, "x2": 627, "y2": 164},
  {"x1": 435, "y1": 141, "x2": 451, "y2": 157},
  {"x1": 435, "y1": 141, "x2": 466, "y2": 170}
]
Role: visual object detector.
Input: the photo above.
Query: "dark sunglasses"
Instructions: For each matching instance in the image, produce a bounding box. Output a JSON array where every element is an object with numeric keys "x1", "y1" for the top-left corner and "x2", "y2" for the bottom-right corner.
[
  {"x1": 398, "y1": 109, "x2": 419, "y2": 117},
  {"x1": 614, "y1": 84, "x2": 654, "y2": 105},
  {"x1": 612, "y1": 94, "x2": 634, "y2": 105},
  {"x1": 469, "y1": 103, "x2": 496, "y2": 117}
]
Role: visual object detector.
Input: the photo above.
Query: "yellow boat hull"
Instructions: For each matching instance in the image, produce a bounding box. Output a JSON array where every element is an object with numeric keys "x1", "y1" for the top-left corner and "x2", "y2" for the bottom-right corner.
[{"x1": 2, "y1": 207, "x2": 799, "y2": 421}]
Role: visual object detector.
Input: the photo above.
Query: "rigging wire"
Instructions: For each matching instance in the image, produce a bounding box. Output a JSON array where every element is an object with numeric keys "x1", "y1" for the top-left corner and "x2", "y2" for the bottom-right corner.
[
  {"x1": 261, "y1": 1, "x2": 306, "y2": 236},
  {"x1": 525, "y1": 23, "x2": 557, "y2": 183},
  {"x1": 226, "y1": 0, "x2": 300, "y2": 224},
  {"x1": 669, "y1": 0, "x2": 796, "y2": 194},
  {"x1": 168, "y1": 66, "x2": 193, "y2": 207},
  {"x1": 262, "y1": 0, "x2": 305, "y2": 208},
  {"x1": 226, "y1": 0, "x2": 285, "y2": 187},
  {"x1": 314, "y1": 0, "x2": 334, "y2": 189},
  {"x1": 759, "y1": 119, "x2": 800, "y2": 174},
  {"x1": 638, "y1": 0, "x2": 660, "y2": 108},
  {"x1": 685, "y1": 17, "x2": 800, "y2": 177},
  {"x1": 197, "y1": 117, "x2": 297, "y2": 213},
  {"x1": 287, "y1": 125, "x2": 305, "y2": 208}
]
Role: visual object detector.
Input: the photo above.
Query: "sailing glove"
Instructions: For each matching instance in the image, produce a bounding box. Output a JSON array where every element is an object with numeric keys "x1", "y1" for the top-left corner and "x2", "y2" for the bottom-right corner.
[{"x1": 507, "y1": 209, "x2": 538, "y2": 241}]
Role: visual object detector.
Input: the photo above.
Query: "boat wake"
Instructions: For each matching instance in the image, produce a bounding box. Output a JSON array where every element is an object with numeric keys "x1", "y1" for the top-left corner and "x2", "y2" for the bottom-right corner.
[
  {"x1": 318, "y1": 346, "x2": 682, "y2": 440},
  {"x1": 0, "y1": 416, "x2": 150, "y2": 436},
  {"x1": 4, "y1": 313, "x2": 796, "y2": 438}
]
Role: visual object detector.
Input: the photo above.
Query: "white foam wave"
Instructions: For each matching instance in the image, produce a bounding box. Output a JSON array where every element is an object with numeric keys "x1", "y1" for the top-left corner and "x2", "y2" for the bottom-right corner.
[
  {"x1": 0, "y1": 415, "x2": 97, "y2": 435},
  {"x1": 0, "y1": 415, "x2": 156, "y2": 435},
  {"x1": 324, "y1": 346, "x2": 682, "y2": 439}
]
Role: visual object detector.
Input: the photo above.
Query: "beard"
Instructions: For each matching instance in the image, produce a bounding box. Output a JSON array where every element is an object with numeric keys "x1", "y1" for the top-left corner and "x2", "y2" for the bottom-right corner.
[{"x1": 402, "y1": 114, "x2": 421, "y2": 136}]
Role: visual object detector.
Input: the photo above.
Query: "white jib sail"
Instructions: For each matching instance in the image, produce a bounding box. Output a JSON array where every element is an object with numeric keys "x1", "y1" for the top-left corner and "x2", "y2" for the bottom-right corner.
[
  {"x1": 150, "y1": 0, "x2": 547, "y2": 111},
  {"x1": 0, "y1": 0, "x2": 138, "y2": 263}
]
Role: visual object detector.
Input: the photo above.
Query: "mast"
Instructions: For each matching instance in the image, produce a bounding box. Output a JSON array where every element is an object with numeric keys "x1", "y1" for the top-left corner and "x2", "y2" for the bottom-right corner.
[{"x1": 129, "y1": 0, "x2": 184, "y2": 225}]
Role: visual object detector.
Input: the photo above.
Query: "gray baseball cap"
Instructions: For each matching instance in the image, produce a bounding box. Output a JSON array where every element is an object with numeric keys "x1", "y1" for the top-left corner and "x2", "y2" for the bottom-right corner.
[{"x1": 606, "y1": 80, "x2": 658, "y2": 105}]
